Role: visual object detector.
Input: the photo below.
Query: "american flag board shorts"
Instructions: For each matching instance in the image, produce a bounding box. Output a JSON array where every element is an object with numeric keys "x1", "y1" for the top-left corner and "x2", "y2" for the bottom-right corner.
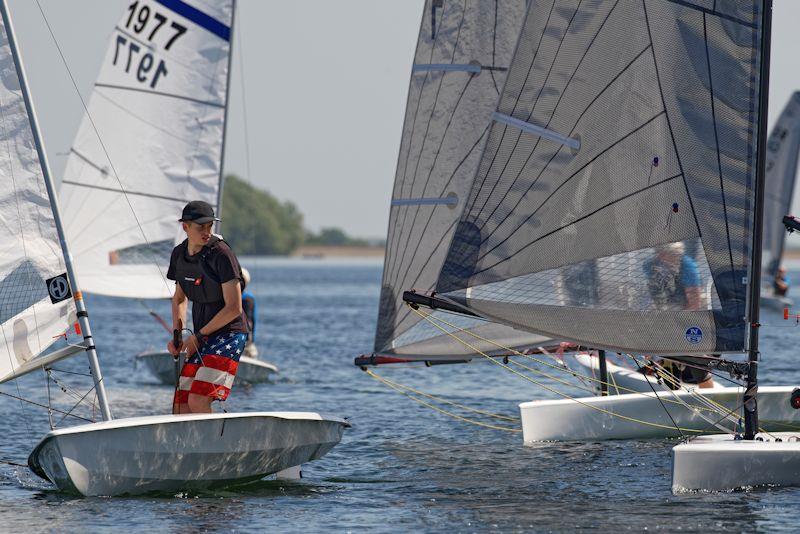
[{"x1": 174, "y1": 331, "x2": 248, "y2": 403}]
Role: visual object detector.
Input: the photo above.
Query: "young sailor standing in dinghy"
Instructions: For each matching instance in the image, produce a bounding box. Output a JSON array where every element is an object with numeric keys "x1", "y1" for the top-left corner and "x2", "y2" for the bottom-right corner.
[{"x1": 166, "y1": 200, "x2": 248, "y2": 413}]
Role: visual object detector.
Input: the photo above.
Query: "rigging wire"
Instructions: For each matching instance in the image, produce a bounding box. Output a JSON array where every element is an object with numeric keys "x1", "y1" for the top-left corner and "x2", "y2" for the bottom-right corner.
[
  {"x1": 365, "y1": 369, "x2": 520, "y2": 433},
  {"x1": 414, "y1": 307, "x2": 739, "y2": 416},
  {"x1": 235, "y1": 2, "x2": 253, "y2": 182},
  {"x1": 370, "y1": 371, "x2": 519, "y2": 422},
  {"x1": 404, "y1": 306, "x2": 707, "y2": 433}
]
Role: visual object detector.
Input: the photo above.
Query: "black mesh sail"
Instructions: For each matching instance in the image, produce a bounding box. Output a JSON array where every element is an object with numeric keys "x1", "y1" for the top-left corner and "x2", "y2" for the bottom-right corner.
[
  {"x1": 435, "y1": 0, "x2": 768, "y2": 356},
  {"x1": 762, "y1": 92, "x2": 800, "y2": 279},
  {"x1": 375, "y1": 0, "x2": 551, "y2": 359}
]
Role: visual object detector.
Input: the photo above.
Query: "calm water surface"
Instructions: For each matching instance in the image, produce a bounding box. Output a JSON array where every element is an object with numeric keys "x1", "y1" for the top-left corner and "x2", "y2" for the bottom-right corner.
[{"x1": 1, "y1": 258, "x2": 799, "y2": 532}]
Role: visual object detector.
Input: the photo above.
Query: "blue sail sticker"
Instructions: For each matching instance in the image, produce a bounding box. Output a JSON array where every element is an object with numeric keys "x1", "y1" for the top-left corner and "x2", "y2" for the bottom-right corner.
[
  {"x1": 685, "y1": 327, "x2": 703, "y2": 344},
  {"x1": 155, "y1": 0, "x2": 230, "y2": 41}
]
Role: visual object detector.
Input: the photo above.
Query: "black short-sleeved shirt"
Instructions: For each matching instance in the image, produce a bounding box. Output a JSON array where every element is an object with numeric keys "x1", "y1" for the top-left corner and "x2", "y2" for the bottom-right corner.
[{"x1": 167, "y1": 238, "x2": 247, "y2": 337}]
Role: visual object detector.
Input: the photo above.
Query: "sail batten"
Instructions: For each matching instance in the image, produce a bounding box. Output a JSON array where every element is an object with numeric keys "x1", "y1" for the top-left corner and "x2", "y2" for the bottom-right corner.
[
  {"x1": 434, "y1": 0, "x2": 767, "y2": 356},
  {"x1": 374, "y1": 0, "x2": 552, "y2": 358},
  {"x1": 60, "y1": 0, "x2": 234, "y2": 299}
]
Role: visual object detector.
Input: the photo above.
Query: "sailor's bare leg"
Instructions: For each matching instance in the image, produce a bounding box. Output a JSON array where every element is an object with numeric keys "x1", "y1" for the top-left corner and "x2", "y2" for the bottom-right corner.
[{"x1": 187, "y1": 393, "x2": 214, "y2": 413}]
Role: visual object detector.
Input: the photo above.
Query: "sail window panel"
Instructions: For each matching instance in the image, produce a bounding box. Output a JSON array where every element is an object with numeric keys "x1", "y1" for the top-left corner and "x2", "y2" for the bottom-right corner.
[
  {"x1": 461, "y1": 240, "x2": 720, "y2": 313},
  {"x1": 463, "y1": 296, "x2": 720, "y2": 356},
  {"x1": 376, "y1": 0, "x2": 527, "y2": 353},
  {"x1": 412, "y1": 63, "x2": 482, "y2": 74}
]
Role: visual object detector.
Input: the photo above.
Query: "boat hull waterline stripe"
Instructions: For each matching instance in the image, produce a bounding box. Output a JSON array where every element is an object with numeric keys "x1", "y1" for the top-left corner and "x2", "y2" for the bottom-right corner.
[
  {"x1": 492, "y1": 112, "x2": 580, "y2": 150},
  {"x1": 391, "y1": 197, "x2": 459, "y2": 207},
  {"x1": 154, "y1": 0, "x2": 230, "y2": 41}
]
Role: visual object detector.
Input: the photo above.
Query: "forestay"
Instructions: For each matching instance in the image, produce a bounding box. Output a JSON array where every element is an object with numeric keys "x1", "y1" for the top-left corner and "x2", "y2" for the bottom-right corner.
[
  {"x1": 762, "y1": 92, "x2": 800, "y2": 279},
  {"x1": 375, "y1": 0, "x2": 550, "y2": 361},
  {"x1": 60, "y1": 0, "x2": 233, "y2": 299},
  {"x1": 0, "y1": 12, "x2": 76, "y2": 381},
  {"x1": 435, "y1": 0, "x2": 767, "y2": 356}
]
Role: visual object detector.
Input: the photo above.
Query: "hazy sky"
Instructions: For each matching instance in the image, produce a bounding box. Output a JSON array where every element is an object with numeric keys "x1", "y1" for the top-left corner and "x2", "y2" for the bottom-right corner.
[{"x1": 8, "y1": 0, "x2": 800, "y2": 238}]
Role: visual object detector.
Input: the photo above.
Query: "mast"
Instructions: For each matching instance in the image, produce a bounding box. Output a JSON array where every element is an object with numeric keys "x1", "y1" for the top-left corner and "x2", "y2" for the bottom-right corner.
[
  {"x1": 744, "y1": 0, "x2": 773, "y2": 440},
  {"x1": 215, "y1": 0, "x2": 237, "y2": 234},
  {"x1": 0, "y1": 0, "x2": 112, "y2": 420}
]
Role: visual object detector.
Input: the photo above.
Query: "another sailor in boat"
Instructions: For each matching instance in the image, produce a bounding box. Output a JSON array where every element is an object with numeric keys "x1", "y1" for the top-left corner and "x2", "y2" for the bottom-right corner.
[
  {"x1": 241, "y1": 267, "x2": 259, "y2": 359},
  {"x1": 643, "y1": 242, "x2": 715, "y2": 388},
  {"x1": 773, "y1": 266, "x2": 790, "y2": 297},
  {"x1": 166, "y1": 200, "x2": 249, "y2": 414}
]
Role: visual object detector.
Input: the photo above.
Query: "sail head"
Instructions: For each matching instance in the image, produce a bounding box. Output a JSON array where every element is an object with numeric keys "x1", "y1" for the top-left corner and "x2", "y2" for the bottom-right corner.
[{"x1": 434, "y1": 0, "x2": 768, "y2": 356}]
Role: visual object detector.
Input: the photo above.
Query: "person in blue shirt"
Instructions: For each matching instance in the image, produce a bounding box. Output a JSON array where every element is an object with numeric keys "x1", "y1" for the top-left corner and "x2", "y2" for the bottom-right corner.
[
  {"x1": 774, "y1": 266, "x2": 790, "y2": 297},
  {"x1": 643, "y1": 242, "x2": 714, "y2": 388},
  {"x1": 241, "y1": 267, "x2": 259, "y2": 359}
]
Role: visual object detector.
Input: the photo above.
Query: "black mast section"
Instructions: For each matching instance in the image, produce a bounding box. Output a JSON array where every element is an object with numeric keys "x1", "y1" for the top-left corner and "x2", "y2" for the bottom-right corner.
[{"x1": 744, "y1": 0, "x2": 774, "y2": 441}]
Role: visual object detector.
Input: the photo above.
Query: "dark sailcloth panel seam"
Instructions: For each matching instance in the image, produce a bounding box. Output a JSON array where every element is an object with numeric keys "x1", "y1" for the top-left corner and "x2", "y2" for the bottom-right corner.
[
  {"x1": 387, "y1": 0, "x2": 461, "y2": 281},
  {"x1": 395, "y1": 128, "x2": 492, "y2": 296},
  {"x1": 473, "y1": 0, "x2": 623, "y2": 230},
  {"x1": 475, "y1": 111, "x2": 667, "y2": 264},
  {"x1": 665, "y1": 0, "x2": 757, "y2": 28},
  {"x1": 470, "y1": 172, "x2": 685, "y2": 278},
  {"x1": 641, "y1": 0, "x2": 703, "y2": 239},
  {"x1": 388, "y1": 1, "x2": 469, "y2": 283},
  {"x1": 703, "y1": 13, "x2": 737, "y2": 279},
  {"x1": 475, "y1": 43, "x2": 653, "y2": 242},
  {"x1": 389, "y1": 74, "x2": 477, "y2": 284},
  {"x1": 464, "y1": 0, "x2": 558, "y2": 217},
  {"x1": 470, "y1": 0, "x2": 583, "y2": 225}
]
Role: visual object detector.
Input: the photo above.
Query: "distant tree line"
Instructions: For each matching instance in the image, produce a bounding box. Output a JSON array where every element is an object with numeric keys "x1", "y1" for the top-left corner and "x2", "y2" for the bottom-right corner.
[{"x1": 220, "y1": 175, "x2": 378, "y2": 255}]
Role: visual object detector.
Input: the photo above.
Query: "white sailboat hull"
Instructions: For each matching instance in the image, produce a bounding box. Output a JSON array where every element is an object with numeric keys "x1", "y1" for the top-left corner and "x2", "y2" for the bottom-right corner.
[
  {"x1": 519, "y1": 386, "x2": 800, "y2": 442},
  {"x1": 672, "y1": 432, "x2": 800, "y2": 493},
  {"x1": 28, "y1": 412, "x2": 348, "y2": 496},
  {"x1": 136, "y1": 351, "x2": 278, "y2": 385}
]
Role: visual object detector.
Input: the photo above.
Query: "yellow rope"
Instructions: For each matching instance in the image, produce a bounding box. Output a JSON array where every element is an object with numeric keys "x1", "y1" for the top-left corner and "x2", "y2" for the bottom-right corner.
[
  {"x1": 407, "y1": 306, "x2": 706, "y2": 433},
  {"x1": 415, "y1": 307, "x2": 738, "y2": 418},
  {"x1": 365, "y1": 370, "x2": 520, "y2": 433},
  {"x1": 373, "y1": 371, "x2": 519, "y2": 422}
]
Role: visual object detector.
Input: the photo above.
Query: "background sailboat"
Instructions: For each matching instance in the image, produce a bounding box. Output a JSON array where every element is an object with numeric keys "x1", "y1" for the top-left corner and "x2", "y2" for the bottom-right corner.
[
  {"x1": 0, "y1": 0, "x2": 348, "y2": 496},
  {"x1": 58, "y1": 0, "x2": 276, "y2": 384},
  {"x1": 761, "y1": 91, "x2": 800, "y2": 309}
]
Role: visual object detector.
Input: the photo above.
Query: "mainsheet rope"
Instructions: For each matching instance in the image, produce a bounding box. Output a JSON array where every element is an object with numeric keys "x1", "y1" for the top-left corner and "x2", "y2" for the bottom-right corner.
[
  {"x1": 410, "y1": 307, "x2": 739, "y2": 418},
  {"x1": 402, "y1": 306, "x2": 710, "y2": 433},
  {"x1": 365, "y1": 370, "x2": 520, "y2": 433}
]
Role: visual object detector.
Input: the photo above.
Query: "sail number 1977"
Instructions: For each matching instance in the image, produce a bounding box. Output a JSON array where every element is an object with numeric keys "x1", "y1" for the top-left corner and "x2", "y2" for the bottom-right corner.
[{"x1": 111, "y1": 1, "x2": 189, "y2": 89}]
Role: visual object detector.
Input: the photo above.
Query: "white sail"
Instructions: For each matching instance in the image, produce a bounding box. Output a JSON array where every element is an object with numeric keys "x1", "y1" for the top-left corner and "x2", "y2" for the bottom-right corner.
[
  {"x1": 0, "y1": 11, "x2": 77, "y2": 381},
  {"x1": 60, "y1": 0, "x2": 234, "y2": 299}
]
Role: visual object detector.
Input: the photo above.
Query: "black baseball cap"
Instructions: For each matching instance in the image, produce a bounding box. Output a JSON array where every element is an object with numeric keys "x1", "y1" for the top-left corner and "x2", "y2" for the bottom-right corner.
[{"x1": 179, "y1": 200, "x2": 220, "y2": 224}]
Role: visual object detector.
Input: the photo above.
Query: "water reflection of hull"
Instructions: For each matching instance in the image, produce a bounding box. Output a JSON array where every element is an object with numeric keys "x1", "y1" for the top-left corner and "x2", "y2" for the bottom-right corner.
[
  {"x1": 136, "y1": 351, "x2": 278, "y2": 385},
  {"x1": 28, "y1": 412, "x2": 349, "y2": 496}
]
